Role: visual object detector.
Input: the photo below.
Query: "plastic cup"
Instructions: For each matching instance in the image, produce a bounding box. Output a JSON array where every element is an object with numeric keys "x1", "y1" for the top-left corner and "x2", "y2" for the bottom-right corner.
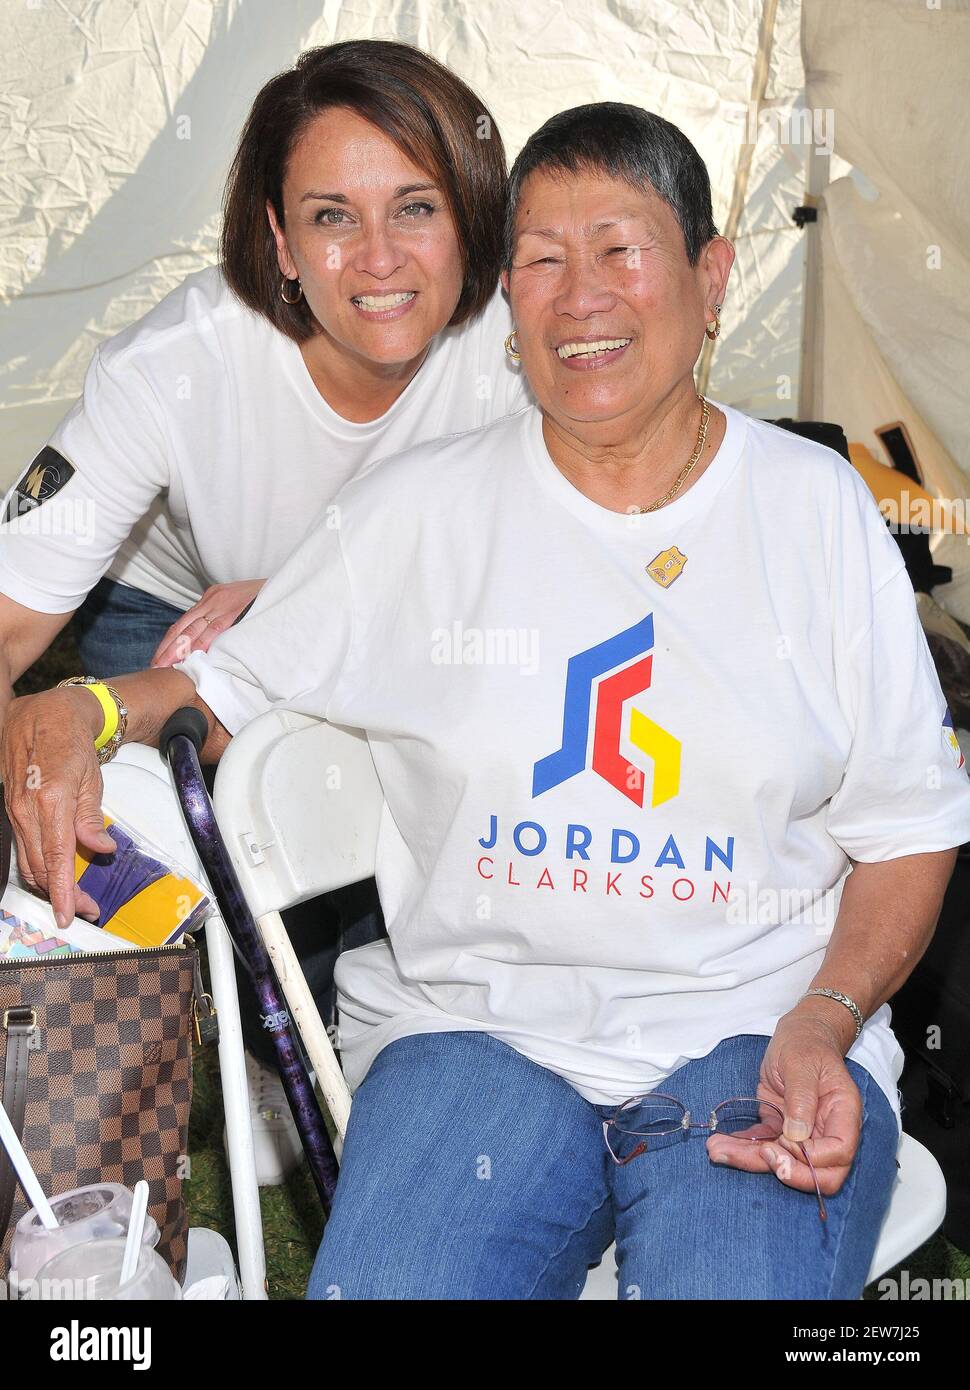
[
  {"x1": 10, "y1": 1183, "x2": 160, "y2": 1286},
  {"x1": 26, "y1": 1238, "x2": 181, "y2": 1301}
]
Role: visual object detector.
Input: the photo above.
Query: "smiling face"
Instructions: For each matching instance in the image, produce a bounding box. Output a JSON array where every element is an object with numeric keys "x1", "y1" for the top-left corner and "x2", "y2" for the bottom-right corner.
[
  {"x1": 267, "y1": 107, "x2": 466, "y2": 368},
  {"x1": 502, "y1": 167, "x2": 734, "y2": 431}
]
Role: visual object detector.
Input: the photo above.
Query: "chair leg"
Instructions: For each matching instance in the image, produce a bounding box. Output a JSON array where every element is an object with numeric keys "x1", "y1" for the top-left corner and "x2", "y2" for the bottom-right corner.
[
  {"x1": 256, "y1": 910, "x2": 353, "y2": 1140},
  {"x1": 206, "y1": 911, "x2": 268, "y2": 1301}
]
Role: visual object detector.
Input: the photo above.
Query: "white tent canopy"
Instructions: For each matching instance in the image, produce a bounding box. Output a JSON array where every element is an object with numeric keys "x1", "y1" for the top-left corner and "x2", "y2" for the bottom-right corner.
[
  {"x1": 2, "y1": 0, "x2": 966, "y2": 534},
  {"x1": 804, "y1": 0, "x2": 970, "y2": 488}
]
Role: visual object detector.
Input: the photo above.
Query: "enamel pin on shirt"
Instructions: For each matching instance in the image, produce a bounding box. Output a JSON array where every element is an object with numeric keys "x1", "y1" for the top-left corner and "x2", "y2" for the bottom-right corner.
[{"x1": 646, "y1": 546, "x2": 687, "y2": 588}]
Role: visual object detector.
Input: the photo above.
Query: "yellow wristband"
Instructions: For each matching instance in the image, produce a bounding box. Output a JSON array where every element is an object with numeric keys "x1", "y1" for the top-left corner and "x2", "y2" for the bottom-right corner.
[
  {"x1": 86, "y1": 682, "x2": 120, "y2": 750},
  {"x1": 57, "y1": 677, "x2": 128, "y2": 763}
]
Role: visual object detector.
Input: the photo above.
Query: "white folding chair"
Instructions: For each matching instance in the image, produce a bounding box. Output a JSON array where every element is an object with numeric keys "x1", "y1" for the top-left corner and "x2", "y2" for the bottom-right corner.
[
  {"x1": 209, "y1": 708, "x2": 949, "y2": 1299},
  {"x1": 211, "y1": 711, "x2": 382, "y2": 1141}
]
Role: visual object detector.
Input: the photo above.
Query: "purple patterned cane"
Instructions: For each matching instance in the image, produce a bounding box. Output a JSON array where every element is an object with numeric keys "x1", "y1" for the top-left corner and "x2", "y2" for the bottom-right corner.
[{"x1": 159, "y1": 708, "x2": 339, "y2": 1208}]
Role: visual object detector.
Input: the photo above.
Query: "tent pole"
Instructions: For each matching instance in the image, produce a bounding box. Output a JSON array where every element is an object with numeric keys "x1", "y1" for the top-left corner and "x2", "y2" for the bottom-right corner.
[
  {"x1": 797, "y1": 138, "x2": 830, "y2": 420},
  {"x1": 696, "y1": 0, "x2": 779, "y2": 399}
]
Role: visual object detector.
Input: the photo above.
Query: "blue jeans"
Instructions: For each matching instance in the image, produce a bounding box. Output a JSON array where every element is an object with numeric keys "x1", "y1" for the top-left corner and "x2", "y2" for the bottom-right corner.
[
  {"x1": 307, "y1": 1030, "x2": 899, "y2": 1300},
  {"x1": 72, "y1": 573, "x2": 189, "y2": 674},
  {"x1": 71, "y1": 576, "x2": 387, "y2": 1068}
]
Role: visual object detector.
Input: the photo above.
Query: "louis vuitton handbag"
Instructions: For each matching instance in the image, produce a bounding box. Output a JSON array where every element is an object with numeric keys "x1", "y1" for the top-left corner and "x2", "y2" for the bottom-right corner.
[{"x1": 0, "y1": 793, "x2": 214, "y2": 1285}]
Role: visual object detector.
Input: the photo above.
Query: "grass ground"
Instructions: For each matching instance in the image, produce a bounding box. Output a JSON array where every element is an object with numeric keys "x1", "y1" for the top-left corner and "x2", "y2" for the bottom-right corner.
[{"x1": 16, "y1": 629, "x2": 970, "y2": 1300}]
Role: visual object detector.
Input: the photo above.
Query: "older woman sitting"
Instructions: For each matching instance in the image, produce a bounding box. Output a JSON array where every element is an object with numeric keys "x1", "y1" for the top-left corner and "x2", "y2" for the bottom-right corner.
[{"x1": 4, "y1": 103, "x2": 969, "y2": 1301}]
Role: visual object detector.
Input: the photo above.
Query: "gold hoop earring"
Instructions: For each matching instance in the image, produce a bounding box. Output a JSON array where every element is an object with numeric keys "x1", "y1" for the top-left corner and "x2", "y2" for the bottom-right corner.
[
  {"x1": 280, "y1": 276, "x2": 303, "y2": 305},
  {"x1": 504, "y1": 330, "x2": 521, "y2": 362},
  {"x1": 705, "y1": 304, "x2": 721, "y2": 341}
]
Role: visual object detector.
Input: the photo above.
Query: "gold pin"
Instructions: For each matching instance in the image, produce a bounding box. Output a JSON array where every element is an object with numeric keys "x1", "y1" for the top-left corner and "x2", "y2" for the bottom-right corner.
[{"x1": 646, "y1": 546, "x2": 687, "y2": 588}]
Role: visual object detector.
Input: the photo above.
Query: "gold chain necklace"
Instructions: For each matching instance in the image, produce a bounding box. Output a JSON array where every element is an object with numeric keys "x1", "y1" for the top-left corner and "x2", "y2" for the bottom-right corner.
[{"x1": 635, "y1": 396, "x2": 710, "y2": 514}]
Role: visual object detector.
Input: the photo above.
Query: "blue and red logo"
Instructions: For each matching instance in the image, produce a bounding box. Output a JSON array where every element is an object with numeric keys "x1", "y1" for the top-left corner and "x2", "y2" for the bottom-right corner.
[{"x1": 533, "y1": 613, "x2": 681, "y2": 808}]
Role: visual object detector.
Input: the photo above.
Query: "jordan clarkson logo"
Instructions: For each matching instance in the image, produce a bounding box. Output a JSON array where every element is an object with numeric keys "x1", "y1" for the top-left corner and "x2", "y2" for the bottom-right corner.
[{"x1": 533, "y1": 613, "x2": 681, "y2": 808}]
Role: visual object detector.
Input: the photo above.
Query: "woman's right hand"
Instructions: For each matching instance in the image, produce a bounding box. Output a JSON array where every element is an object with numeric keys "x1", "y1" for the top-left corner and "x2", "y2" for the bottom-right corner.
[{"x1": 0, "y1": 686, "x2": 118, "y2": 927}]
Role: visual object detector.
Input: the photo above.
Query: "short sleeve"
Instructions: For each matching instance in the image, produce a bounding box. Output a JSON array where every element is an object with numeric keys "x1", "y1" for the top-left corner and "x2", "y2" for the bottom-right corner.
[
  {"x1": 176, "y1": 512, "x2": 354, "y2": 736},
  {"x1": 825, "y1": 560, "x2": 970, "y2": 861},
  {"x1": 0, "y1": 346, "x2": 170, "y2": 613}
]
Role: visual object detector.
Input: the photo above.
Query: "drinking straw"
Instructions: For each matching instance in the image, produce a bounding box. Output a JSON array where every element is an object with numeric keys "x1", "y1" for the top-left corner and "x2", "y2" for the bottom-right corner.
[
  {"x1": 120, "y1": 1180, "x2": 149, "y2": 1285},
  {"x1": 0, "y1": 1098, "x2": 58, "y2": 1230}
]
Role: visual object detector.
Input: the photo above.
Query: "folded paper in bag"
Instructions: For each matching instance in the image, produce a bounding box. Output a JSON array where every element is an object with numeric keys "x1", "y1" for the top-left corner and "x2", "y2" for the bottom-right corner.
[{"x1": 74, "y1": 813, "x2": 211, "y2": 947}]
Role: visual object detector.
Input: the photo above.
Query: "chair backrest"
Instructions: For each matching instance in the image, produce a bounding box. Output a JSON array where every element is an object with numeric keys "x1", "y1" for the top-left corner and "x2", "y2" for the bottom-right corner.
[{"x1": 212, "y1": 709, "x2": 384, "y2": 917}]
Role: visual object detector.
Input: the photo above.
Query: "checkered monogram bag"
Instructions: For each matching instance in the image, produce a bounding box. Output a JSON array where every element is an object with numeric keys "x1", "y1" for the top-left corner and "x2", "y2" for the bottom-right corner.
[{"x1": 0, "y1": 800, "x2": 202, "y2": 1285}]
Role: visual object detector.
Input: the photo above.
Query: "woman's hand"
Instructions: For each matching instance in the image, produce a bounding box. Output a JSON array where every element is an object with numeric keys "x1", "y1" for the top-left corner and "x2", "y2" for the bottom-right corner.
[
  {"x1": 150, "y1": 579, "x2": 266, "y2": 667},
  {"x1": 0, "y1": 686, "x2": 117, "y2": 928},
  {"x1": 706, "y1": 1012, "x2": 862, "y2": 1199}
]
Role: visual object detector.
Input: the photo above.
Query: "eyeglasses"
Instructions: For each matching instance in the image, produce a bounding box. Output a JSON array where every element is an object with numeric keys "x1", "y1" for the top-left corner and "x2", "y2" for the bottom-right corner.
[{"x1": 603, "y1": 1093, "x2": 827, "y2": 1223}]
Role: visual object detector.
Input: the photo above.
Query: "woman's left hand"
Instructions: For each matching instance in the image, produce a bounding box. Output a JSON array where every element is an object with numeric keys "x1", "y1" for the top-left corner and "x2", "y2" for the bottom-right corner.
[
  {"x1": 705, "y1": 1013, "x2": 862, "y2": 1198},
  {"x1": 149, "y1": 579, "x2": 266, "y2": 668}
]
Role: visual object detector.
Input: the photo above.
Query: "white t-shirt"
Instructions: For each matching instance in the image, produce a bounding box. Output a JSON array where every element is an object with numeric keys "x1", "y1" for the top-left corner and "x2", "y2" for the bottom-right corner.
[
  {"x1": 0, "y1": 266, "x2": 529, "y2": 613},
  {"x1": 179, "y1": 402, "x2": 970, "y2": 1134}
]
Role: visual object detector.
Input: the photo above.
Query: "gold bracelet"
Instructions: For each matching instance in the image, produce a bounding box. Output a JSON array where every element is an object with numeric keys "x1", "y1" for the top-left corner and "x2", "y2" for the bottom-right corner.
[{"x1": 57, "y1": 677, "x2": 129, "y2": 765}]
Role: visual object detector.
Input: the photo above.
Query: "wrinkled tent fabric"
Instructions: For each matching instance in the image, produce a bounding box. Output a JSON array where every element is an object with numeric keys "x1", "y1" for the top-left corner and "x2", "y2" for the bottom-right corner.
[
  {"x1": 801, "y1": 0, "x2": 970, "y2": 617},
  {"x1": 802, "y1": 0, "x2": 969, "y2": 481}
]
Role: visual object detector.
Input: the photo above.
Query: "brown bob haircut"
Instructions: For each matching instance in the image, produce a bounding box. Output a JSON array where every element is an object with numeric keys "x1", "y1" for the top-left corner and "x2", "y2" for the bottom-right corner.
[{"x1": 221, "y1": 40, "x2": 507, "y2": 342}]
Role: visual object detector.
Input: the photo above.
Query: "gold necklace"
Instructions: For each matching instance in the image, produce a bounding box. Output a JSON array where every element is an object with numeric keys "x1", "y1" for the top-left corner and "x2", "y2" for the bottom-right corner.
[{"x1": 635, "y1": 396, "x2": 710, "y2": 514}]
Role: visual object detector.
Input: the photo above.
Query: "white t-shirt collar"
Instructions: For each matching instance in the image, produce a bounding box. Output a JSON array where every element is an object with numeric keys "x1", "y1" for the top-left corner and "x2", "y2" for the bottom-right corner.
[
  {"x1": 272, "y1": 324, "x2": 444, "y2": 441},
  {"x1": 522, "y1": 396, "x2": 747, "y2": 534}
]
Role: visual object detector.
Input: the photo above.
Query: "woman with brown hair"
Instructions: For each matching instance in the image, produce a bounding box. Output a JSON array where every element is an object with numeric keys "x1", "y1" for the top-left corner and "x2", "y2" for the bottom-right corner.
[{"x1": 0, "y1": 40, "x2": 528, "y2": 1182}]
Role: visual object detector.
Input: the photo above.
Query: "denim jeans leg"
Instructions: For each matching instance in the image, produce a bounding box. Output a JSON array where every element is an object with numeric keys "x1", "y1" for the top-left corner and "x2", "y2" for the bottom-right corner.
[
  {"x1": 611, "y1": 1033, "x2": 899, "y2": 1300},
  {"x1": 72, "y1": 575, "x2": 186, "y2": 674},
  {"x1": 308, "y1": 1030, "x2": 614, "y2": 1300}
]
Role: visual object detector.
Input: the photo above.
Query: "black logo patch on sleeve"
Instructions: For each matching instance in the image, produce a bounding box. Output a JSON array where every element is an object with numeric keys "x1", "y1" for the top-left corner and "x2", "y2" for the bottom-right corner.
[{"x1": 5, "y1": 446, "x2": 76, "y2": 521}]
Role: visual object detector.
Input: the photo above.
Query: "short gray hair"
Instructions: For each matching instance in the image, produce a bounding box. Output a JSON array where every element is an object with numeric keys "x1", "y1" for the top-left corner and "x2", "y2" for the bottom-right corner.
[{"x1": 504, "y1": 103, "x2": 718, "y2": 269}]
